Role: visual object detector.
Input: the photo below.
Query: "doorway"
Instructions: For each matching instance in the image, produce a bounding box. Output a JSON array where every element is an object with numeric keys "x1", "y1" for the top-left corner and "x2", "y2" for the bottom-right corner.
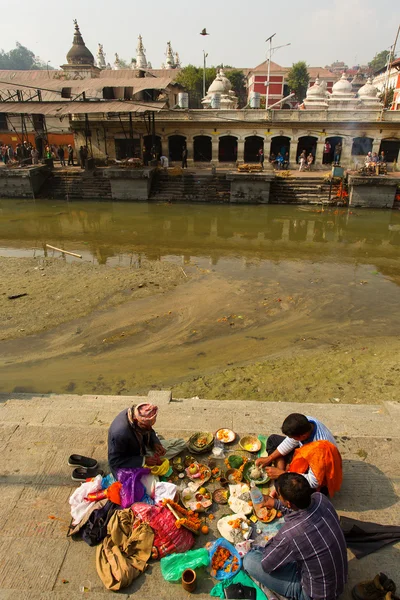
[
  {"x1": 351, "y1": 137, "x2": 373, "y2": 156},
  {"x1": 379, "y1": 139, "x2": 400, "y2": 162},
  {"x1": 218, "y1": 136, "x2": 238, "y2": 162},
  {"x1": 244, "y1": 136, "x2": 264, "y2": 163},
  {"x1": 193, "y1": 136, "x2": 212, "y2": 162},
  {"x1": 115, "y1": 138, "x2": 141, "y2": 160},
  {"x1": 296, "y1": 136, "x2": 317, "y2": 161},
  {"x1": 143, "y1": 135, "x2": 162, "y2": 163},
  {"x1": 324, "y1": 136, "x2": 342, "y2": 164},
  {"x1": 168, "y1": 135, "x2": 186, "y2": 161},
  {"x1": 271, "y1": 136, "x2": 291, "y2": 161}
]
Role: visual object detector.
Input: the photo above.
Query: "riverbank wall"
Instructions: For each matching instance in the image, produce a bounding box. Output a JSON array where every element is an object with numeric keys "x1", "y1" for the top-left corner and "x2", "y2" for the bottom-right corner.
[{"x1": 1, "y1": 165, "x2": 399, "y2": 208}]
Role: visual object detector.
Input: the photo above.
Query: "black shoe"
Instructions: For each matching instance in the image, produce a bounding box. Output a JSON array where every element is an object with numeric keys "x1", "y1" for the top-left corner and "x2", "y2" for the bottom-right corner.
[
  {"x1": 68, "y1": 454, "x2": 98, "y2": 469},
  {"x1": 352, "y1": 574, "x2": 396, "y2": 600},
  {"x1": 71, "y1": 467, "x2": 104, "y2": 482}
]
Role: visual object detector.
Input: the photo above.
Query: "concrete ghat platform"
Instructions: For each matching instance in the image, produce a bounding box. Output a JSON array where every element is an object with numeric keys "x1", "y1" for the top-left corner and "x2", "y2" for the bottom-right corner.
[{"x1": 0, "y1": 392, "x2": 399, "y2": 599}]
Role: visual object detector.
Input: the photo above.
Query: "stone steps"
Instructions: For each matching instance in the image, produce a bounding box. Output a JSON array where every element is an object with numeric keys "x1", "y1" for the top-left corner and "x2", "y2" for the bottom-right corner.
[
  {"x1": 38, "y1": 172, "x2": 112, "y2": 200},
  {"x1": 150, "y1": 172, "x2": 230, "y2": 202}
]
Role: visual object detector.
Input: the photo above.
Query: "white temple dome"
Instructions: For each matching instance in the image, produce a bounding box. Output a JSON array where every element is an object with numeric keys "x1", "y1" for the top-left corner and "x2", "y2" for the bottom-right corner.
[
  {"x1": 307, "y1": 77, "x2": 325, "y2": 98},
  {"x1": 332, "y1": 73, "x2": 353, "y2": 95},
  {"x1": 218, "y1": 69, "x2": 232, "y2": 91},
  {"x1": 208, "y1": 75, "x2": 226, "y2": 94},
  {"x1": 358, "y1": 78, "x2": 378, "y2": 98},
  {"x1": 202, "y1": 68, "x2": 238, "y2": 109}
]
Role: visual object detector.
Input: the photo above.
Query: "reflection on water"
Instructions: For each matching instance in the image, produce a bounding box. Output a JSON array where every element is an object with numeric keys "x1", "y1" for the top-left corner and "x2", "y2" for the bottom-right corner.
[{"x1": 1, "y1": 200, "x2": 400, "y2": 269}]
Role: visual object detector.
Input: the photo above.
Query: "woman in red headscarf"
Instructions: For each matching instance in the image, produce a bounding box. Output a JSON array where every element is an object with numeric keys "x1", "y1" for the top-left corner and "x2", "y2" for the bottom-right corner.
[{"x1": 108, "y1": 403, "x2": 166, "y2": 478}]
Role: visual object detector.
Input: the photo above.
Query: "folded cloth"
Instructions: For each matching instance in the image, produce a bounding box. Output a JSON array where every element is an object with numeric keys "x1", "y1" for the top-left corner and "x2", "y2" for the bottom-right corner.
[
  {"x1": 69, "y1": 474, "x2": 103, "y2": 525},
  {"x1": 96, "y1": 509, "x2": 154, "y2": 591},
  {"x1": 340, "y1": 516, "x2": 400, "y2": 559},
  {"x1": 158, "y1": 437, "x2": 187, "y2": 459},
  {"x1": 154, "y1": 482, "x2": 177, "y2": 503},
  {"x1": 210, "y1": 570, "x2": 267, "y2": 600},
  {"x1": 68, "y1": 499, "x2": 108, "y2": 536},
  {"x1": 289, "y1": 440, "x2": 343, "y2": 497}
]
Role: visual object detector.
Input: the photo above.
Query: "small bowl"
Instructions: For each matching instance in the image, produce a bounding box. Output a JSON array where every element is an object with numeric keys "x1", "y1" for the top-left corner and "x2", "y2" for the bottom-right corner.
[
  {"x1": 188, "y1": 431, "x2": 214, "y2": 451},
  {"x1": 225, "y1": 468, "x2": 243, "y2": 484},
  {"x1": 239, "y1": 435, "x2": 261, "y2": 453}
]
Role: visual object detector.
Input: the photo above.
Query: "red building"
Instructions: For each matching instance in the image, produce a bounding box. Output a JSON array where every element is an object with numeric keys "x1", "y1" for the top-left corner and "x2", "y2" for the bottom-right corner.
[{"x1": 247, "y1": 60, "x2": 336, "y2": 107}]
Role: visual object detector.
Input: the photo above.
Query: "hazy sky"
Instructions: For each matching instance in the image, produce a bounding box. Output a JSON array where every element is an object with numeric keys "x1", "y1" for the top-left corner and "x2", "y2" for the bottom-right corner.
[{"x1": 1, "y1": 0, "x2": 398, "y2": 70}]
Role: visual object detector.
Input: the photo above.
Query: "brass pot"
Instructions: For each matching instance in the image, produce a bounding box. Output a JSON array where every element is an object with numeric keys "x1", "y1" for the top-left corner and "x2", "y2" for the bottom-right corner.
[{"x1": 182, "y1": 569, "x2": 197, "y2": 593}]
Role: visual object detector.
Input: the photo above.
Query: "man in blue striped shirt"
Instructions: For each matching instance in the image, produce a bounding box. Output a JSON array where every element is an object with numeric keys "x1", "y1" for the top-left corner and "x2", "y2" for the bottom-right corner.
[
  {"x1": 256, "y1": 414, "x2": 338, "y2": 489},
  {"x1": 244, "y1": 473, "x2": 348, "y2": 600}
]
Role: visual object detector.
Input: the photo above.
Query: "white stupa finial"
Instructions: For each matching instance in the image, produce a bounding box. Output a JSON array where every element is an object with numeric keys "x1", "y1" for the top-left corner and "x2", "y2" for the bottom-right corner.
[
  {"x1": 165, "y1": 41, "x2": 175, "y2": 69},
  {"x1": 97, "y1": 43, "x2": 106, "y2": 69},
  {"x1": 136, "y1": 34, "x2": 148, "y2": 69},
  {"x1": 114, "y1": 53, "x2": 121, "y2": 70}
]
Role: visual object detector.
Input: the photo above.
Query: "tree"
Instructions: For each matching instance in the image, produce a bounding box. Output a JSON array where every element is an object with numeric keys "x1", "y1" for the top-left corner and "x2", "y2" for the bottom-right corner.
[
  {"x1": 0, "y1": 42, "x2": 53, "y2": 70},
  {"x1": 286, "y1": 61, "x2": 310, "y2": 103},
  {"x1": 222, "y1": 66, "x2": 247, "y2": 107},
  {"x1": 368, "y1": 50, "x2": 390, "y2": 73},
  {"x1": 380, "y1": 86, "x2": 394, "y2": 109},
  {"x1": 175, "y1": 65, "x2": 220, "y2": 108}
]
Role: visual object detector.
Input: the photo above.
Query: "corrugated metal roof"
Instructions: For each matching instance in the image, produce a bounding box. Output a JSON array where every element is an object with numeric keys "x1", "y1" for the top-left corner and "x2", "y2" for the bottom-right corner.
[
  {"x1": 0, "y1": 100, "x2": 166, "y2": 115},
  {"x1": 0, "y1": 71, "x2": 175, "y2": 91}
]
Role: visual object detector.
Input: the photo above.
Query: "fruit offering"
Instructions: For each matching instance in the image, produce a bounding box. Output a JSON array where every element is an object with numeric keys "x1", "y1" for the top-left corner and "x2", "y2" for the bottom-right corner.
[
  {"x1": 181, "y1": 487, "x2": 212, "y2": 512},
  {"x1": 185, "y1": 462, "x2": 212, "y2": 489}
]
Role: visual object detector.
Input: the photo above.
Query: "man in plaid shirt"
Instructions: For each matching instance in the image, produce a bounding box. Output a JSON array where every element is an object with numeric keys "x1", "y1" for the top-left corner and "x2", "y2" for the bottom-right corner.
[{"x1": 244, "y1": 473, "x2": 348, "y2": 600}]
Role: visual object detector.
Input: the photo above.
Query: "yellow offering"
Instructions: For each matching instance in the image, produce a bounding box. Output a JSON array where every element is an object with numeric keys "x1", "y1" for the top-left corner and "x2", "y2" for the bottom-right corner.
[{"x1": 145, "y1": 458, "x2": 170, "y2": 476}]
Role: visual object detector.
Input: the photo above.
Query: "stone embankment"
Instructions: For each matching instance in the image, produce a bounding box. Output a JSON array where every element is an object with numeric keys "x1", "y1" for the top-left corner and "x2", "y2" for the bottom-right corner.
[{"x1": 0, "y1": 391, "x2": 399, "y2": 598}]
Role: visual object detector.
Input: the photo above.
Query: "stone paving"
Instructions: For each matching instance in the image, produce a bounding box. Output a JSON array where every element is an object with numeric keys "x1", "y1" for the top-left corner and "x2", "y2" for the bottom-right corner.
[{"x1": 0, "y1": 392, "x2": 399, "y2": 599}]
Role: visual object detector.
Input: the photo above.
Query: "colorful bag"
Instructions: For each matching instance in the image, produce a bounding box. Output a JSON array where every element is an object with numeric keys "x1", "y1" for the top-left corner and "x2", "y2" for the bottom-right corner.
[{"x1": 132, "y1": 502, "x2": 194, "y2": 558}]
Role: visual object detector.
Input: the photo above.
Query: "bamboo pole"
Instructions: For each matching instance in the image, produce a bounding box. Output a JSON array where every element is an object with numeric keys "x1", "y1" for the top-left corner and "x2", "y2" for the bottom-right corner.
[{"x1": 46, "y1": 244, "x2": 82, "y2": 259}]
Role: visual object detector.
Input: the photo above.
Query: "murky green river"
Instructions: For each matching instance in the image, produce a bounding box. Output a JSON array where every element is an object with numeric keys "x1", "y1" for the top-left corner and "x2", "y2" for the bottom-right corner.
[{"x1": 1, "y1": 199, "x2": 400, "y2": 401}]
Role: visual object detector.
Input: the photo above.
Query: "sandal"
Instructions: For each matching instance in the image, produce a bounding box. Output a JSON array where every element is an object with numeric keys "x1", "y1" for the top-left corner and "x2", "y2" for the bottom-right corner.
[
  {"x1": 68, "y1": 454, "x2": 98, "y2": 469},
  {"x1": 71, "y1": 467, "x2": 104, "y2": 482}
]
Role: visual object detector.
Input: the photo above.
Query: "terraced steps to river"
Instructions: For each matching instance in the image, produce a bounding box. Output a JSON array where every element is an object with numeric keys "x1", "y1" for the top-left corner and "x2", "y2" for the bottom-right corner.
[
  {"x1": 270, "y1": 177, "x2": 341, "y2": 204},
  {"x1": 149, "y1": 171, "x2": 231, "y2": 202},
  {"x1": 37, "y1": 170, "x2": 112, "y2": 200}
]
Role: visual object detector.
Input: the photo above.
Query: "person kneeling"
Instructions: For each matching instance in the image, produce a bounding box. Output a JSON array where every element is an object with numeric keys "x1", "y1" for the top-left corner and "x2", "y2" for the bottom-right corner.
[
  {"x1": 244, "y1": 473, "x2": 348, "y2": 600},
  {"x1": 256, "y1": 413, "x2": 340, "y2": 492},
  {"x1": 107, "y1": 403, "x2": 166, "y2": 478}
]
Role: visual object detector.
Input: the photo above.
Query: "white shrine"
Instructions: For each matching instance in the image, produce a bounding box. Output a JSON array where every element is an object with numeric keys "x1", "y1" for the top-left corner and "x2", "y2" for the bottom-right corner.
[{"x1": 201, "y1": 68, "x2": 239, "y2": 109}]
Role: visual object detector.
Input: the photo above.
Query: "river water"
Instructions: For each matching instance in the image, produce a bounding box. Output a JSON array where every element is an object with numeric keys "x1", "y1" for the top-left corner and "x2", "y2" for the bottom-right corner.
[{"x1": 1, "y1": 199, "x2": 400, "y2": 401}]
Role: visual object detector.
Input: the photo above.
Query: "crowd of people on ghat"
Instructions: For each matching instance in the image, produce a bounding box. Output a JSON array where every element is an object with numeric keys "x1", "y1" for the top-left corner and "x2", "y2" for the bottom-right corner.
[{"x1": 0, "y1": 140, "x2": 89, "y2": 168}]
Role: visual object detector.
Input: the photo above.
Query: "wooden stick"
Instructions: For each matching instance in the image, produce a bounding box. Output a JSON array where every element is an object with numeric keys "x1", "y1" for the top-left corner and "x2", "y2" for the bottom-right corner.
[
  {"x1": 46, "y1": 244, "x2": 82, "y2": 259},
  {"x1": 180, "y1": 267, "x2": 188, "y2": 278}
]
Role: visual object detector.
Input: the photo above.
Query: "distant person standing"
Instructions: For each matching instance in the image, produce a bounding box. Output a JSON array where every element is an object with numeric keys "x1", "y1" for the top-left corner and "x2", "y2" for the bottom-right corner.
[
  {"x1": 334, "y1": 142, "x2": 342, "y2": 164},
  {"x1": 16, "y1": 144, "x2": 24, "y2": 165},
  {"x1": 31, "y1": 147, "x2": 39, "y2": 165},
  {"x1": 7, "y1": 144, "x2": 14, "y2": 162},
  {"x1": 298, "y1": 150, "x2": 306, "y2": 171},
  {"x1": 323, "y1": 141, "x2": 331, "y2": 164},
  {"x1": 57, "y1": 145, "x2": 66, "y2": 167},
  {"x1": 181, "y1": 146, "x2": 188, "y2": 169},
  {"x1": 79, "y1": 146, "x2": 85, "y2": 169},
  {"x1": 306, "y1": 153, "x2": 314, "y2": 171},
  {"x1": 258, "y1": 148, "x2": 265, "y2": 169},
  {"x1": 67, "y1": 144, "x2": 74, "y2": 166}
]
